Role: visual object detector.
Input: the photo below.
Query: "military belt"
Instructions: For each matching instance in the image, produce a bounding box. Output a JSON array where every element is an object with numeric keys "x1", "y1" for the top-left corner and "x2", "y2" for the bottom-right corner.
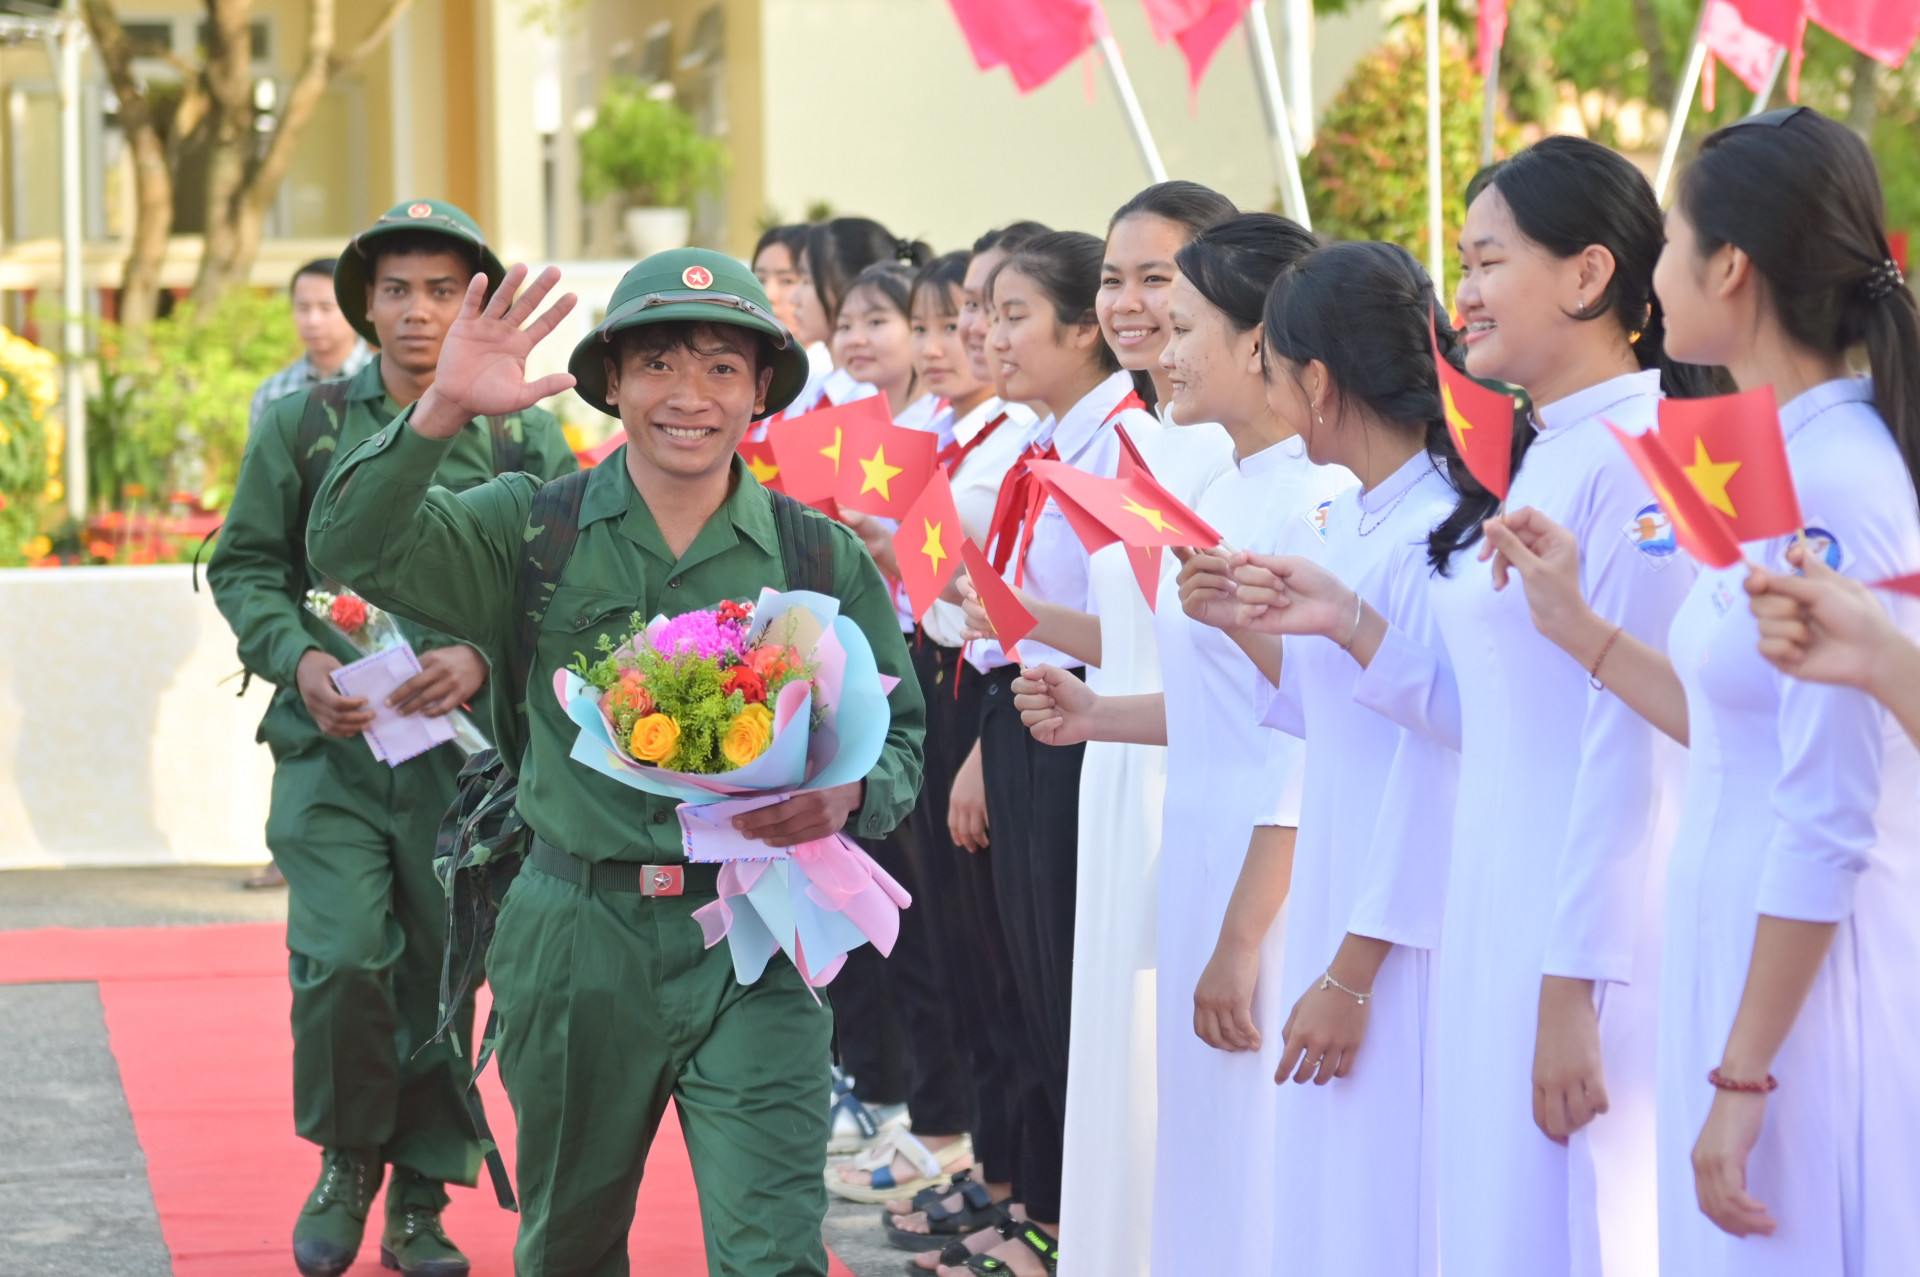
[{"x1": 526, "y1": 835, "x2": 719, "y2": 897}]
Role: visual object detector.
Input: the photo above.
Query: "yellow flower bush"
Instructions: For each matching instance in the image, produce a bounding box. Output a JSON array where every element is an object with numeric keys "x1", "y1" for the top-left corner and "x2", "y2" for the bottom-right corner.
[
  {"x1": 630, "y1": 713, "x2": 682, "y2": 763},
  {"x1": 0, "y1": 327, "x2": 60, "y2": 564},
  {"x1": 721, "y1": 702, "x2": 775, "y2": 769}
]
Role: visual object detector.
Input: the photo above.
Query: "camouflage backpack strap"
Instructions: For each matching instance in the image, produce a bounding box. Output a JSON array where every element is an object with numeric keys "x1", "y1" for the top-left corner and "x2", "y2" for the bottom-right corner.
[
  {"x1": 767, "y1": 488, "x2": 837, "y2": 597},
  {"x1": 509, "y1": 467, "x2": 595, "y2": 730},
  {"x1": 290, "y1": 378, "x2": 354, "y2": 593},
  {"x1": 487, "y1": 412, "x2": 527, "y2": 476}
]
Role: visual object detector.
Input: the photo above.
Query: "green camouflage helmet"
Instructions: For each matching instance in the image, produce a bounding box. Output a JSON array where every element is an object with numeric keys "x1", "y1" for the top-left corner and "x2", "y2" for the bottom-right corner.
[
  {"x1": 334, "y1": 199, "x2": 506, "y2": 345},
  {"x1": 568, "y1": 247, "x2": 809, "y2": 421}
]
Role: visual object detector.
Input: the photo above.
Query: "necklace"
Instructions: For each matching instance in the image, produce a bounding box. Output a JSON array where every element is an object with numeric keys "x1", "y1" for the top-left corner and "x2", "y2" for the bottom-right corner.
[{"x1": 1357, "y1": 463, "x2": 1437, "y2": 536}]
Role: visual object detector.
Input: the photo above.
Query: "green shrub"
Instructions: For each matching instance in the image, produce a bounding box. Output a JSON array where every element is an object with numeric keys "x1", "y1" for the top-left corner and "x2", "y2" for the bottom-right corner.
[
  {"x1": 1307, "y1": 24, "x2": 1517, "y2": 299},
  {"x1": 578, "y1": 80, "x2": 727, "y2": 208},
  {"x1": 0, "y1": 327, "x2": 60, "y2": 564},
  {"x1": 91, "y1": 289, "x2": 299, "y2": 513}
]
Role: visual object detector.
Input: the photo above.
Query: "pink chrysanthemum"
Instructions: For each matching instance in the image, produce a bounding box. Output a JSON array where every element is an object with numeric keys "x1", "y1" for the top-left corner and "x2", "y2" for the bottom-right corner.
[{"x1": 650, "y1": 610, "x2": 748, "y2": 661}]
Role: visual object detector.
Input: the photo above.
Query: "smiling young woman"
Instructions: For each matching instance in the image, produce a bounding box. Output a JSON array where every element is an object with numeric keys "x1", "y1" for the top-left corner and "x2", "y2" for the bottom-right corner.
[{"x1": 1097, "y1": 182, "x2": 1236, "y2": 416}]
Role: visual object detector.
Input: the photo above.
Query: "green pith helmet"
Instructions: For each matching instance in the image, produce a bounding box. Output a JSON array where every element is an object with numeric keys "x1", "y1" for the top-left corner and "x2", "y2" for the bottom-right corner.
[
  {"x1": 568, "y1": 247, "x2": 809, "y2": 421},
  {"x1": 334, "y1": 199, "x2": 506, "y2": 345}
]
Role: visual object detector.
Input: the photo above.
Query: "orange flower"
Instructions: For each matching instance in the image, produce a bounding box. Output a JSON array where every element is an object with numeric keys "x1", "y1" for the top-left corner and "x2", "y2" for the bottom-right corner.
[
  {"x1": 747, "y1": 644, "x2": 799, "y2": 680},
  {"x1": 723, "y1": 665, "x2": 768, "y2": 704},
  {"x1": 721, "y1": 703, "x2": 775, "y2": 768},
  {"x1": 606, "y1": 671, "x2": 654, "y2": 718},
  {"x1": 629, "y1": 713, "x2": 680, "y2": 763}
]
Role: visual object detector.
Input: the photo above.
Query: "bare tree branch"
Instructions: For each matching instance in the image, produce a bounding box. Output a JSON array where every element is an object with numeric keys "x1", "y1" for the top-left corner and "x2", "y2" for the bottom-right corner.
[{"x1": 335, "y1": 0, "x2": 414, "y2": 75}]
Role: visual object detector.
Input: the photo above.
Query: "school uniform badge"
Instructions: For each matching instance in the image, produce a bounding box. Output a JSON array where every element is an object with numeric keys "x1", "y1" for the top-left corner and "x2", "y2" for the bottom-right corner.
[
  {"x1": 1795, "y1": 525, "x2": 1844, "y2": 572},
  {"x1": 1304, "y1": 499, "x2": 1334, "y2": 542},
  {"x1": 1623, "y1": 502, "x2": 1678, "y2": 565}
]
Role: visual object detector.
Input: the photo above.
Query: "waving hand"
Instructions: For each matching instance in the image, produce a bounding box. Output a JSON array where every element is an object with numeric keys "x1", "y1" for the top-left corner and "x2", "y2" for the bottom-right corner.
[{"x1": 413, "y1": 264, "x2": 579, "y2": 439}]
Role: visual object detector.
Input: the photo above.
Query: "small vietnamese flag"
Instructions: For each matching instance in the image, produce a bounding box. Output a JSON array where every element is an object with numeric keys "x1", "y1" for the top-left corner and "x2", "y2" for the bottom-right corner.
[
  {"x1": 1654, "y1": 386, "x2": 1802, "y2": 544},
  {"x1": 768, "y1": 397, "x2": 890, "y2": 510},
  {"x1": 960, "y1": 537, "x2": 1037, "y2": 664},
  {"x1": 1432, "y1": 317, "x2": 1516, "y2": 501},
  {"x1": 1116, "y1": 426, "x2": 1168, "y2": 610},
  {"x1": 738, "y1": 439, "x2": 782, "y2": 492},
  {"x1": 835, "y1": 416, "x2": 939, "y2": 519},
  {"x1": 1026, "y1": 459, "x2": 1222, "y2": 550},
  {"x1": 891, "y1": 468, "x2": 967, "y2": 623},
  {"x1": 1606, "y1": 420, "x2": 1745, "y2": 569},
  {"x1": 1876, "y1": 572, "x2": 1920, "y2": 598}
]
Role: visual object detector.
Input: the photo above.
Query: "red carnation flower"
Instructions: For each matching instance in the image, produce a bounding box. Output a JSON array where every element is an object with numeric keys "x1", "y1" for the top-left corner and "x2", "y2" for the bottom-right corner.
[
  {"x1": 330, "y1": 595, "x2": 369, "y2": 633},
  {"x1": 723, "y1": 665, "x2": 768, "y2": 704}
]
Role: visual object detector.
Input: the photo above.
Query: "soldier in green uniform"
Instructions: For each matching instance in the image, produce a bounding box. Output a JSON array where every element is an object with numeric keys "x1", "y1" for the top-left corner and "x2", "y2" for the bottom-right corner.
[
  {"x1": 306, "y1": 250, "x2": 925, "y2": 1277},
  {"x1": 209, "y1": 200, "x2": 578, "y2": 1277}
]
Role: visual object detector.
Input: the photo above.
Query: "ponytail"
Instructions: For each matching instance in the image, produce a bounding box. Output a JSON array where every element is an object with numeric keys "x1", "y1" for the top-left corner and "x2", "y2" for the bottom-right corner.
[{"x1": 1680, "y1": 107, "x2": 1920, "y2": 497}]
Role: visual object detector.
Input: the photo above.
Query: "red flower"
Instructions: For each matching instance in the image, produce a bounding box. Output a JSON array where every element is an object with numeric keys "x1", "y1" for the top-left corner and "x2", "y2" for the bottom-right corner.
[
  {"x1": 330, "y1": 595, "x2": 369, "y2": 633},
  {"x1": 718, "y1": 599, "x2": 754, "y2": 624},
  {"x1": 723, "y1": 665, "x2": 768, "y2": 704},
  {"x1": 606, "y1": 671, "x2": 655, "y2": 718},
  {"x1": 748, "y1": 644, "x2": 798, "y2": 681}
]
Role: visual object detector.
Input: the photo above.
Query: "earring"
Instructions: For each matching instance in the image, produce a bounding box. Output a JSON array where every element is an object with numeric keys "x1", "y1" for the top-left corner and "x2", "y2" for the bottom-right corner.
[{"x1": 1576, "y1": 297, "x2": 1587, "y2": 313}]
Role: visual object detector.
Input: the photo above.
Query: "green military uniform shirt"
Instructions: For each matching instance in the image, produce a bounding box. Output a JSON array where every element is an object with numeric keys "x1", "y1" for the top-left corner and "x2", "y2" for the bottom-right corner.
[
  {"x1": 209, "y1": 357, "x2": 578, "y2": 758},
  {"x1": 306, "y1": 420, "x2": 926, "y2": 863}
]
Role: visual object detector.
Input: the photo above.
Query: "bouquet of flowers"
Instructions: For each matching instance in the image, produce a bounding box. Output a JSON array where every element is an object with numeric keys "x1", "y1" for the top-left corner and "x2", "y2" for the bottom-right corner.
[
  {"x1": 305, "y1": 588, "x2": 491, "y2": 757},
  {"x1": 557, "y1": 588, "x2": 910, "y2": 989}
]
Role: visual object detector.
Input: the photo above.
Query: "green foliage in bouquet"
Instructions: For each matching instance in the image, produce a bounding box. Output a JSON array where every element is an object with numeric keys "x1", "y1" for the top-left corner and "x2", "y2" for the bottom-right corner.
[
  {"x1": 578, "y1": 81, "x2": 728, "y2": 208},
  {"x1": 1306, "y1": 24, "x2": 1519, "y2": 300}
]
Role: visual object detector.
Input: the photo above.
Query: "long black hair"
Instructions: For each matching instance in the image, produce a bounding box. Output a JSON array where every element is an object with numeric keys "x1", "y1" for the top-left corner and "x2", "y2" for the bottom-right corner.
[
  {"x1": 1263, "y1": 240, "x2": 1506, "y2": 572},
  {"x1": 1680, "y1": 106, "x2": 1920, "y2": 495},
  {"x1": 973, "y1": 220, "x2": 1053, "y2": 258},
  {"x1": 1108, "y1": 181, "x2": 1237, "y2": 408},
  {"x1": 1175, "y1": 212, "x2": 1319, "y2": 333},
  {"x1": 987, "y1": 230, "x2": 1122, "y2": 376},
  {"x1": 803, "y1": 218, "x2": 934, "y2": 326},
  {"x1": 910, "y1": 251, "x2": 970, "y2": 317}
]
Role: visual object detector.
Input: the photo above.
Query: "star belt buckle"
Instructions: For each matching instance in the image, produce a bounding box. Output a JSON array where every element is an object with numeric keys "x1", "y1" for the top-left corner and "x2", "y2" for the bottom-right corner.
[{"x1": 638, "y1": 865, "x2": 684, "y2": 897}]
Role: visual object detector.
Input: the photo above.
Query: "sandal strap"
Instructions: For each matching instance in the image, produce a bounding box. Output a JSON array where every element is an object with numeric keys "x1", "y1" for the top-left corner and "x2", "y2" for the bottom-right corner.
[
  {"x1": 859, "y1": 1126, "x2": 943, "y2": 1180},
  {"x1": 925, "y1": 1179, "x2": 995, "y2": 1226}
]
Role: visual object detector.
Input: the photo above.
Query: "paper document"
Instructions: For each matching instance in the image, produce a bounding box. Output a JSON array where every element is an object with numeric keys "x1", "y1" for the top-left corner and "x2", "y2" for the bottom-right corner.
[{"x1": 329, "y1": 642, "x2": 454, "y2": 767}]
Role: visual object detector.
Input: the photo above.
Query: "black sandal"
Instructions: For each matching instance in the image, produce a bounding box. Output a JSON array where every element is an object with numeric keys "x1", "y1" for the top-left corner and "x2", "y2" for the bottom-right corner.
[
  {"x1": 963, "y1": 1219, "x2": 1057, "y2": 1274},
  {"x1": 912, "y1": 1215, "x2": 1018, "y2": 1273},
  {"x1": 884, "y1": 1175, "x2": 1004, "y2": 1251}
]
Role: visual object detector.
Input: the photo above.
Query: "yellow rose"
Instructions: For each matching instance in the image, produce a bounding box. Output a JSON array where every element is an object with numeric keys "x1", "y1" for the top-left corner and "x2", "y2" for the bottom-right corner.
[
  {"x1": 629, "y1": 713, "x2": 680, "y2": 764},
  {"x1": 721, "y1": 702, "x2": 775, "y2": 769}
]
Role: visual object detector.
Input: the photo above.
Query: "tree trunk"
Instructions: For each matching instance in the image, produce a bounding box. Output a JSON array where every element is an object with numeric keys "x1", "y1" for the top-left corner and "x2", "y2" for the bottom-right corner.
[
  {"x1": 193, "y1": 0, "x2": 416, "y2": 308},
  {"x1": 189, "y1": 0, "x2": 259, "y2": 308},
  {"x1": 82, "y1": 0, "x2": 174, "y2": 332},
  {"x1": 1629, "y1": 0, "x2": 1676, "y2": 113},
  {"x1": 1846, "y1": 49, "x2": 1879, "y2": 140}
]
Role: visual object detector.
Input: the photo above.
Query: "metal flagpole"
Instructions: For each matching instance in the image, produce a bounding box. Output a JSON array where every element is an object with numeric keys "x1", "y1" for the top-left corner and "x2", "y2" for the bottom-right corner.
[
  {"x1": 58, "y1": 0, "x2": 86, "y2": 522},
  {"x1": 1425, "y1": 0, "x2": 1444, "y2": 297},
  {"x1": 1244, "y1": 1, "x2": 1311, "y2": 228},
  {"x1": 1747, "y1": 47, "x2": 1788, "y2": 114},
  {"x1": 1654, "y1": 3, "x2": 1712, "y2": 202},
  {"x1": 1095, "y1": 24, "x2": 1169, "y2": 183}
]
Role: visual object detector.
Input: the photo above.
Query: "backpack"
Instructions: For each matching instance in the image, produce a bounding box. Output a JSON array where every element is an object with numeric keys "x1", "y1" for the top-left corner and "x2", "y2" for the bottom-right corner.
[{"x1": 432, "y1": 474, "x2": 837, "y2": 1209}]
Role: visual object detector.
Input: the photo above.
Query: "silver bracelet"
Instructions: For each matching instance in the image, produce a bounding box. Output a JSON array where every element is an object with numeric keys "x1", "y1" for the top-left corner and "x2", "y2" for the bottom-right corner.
[
  {"x1": 1318, "y1": 970, "x2": 1370, "y2": 1005},
  {"x1": 1337, "y1": 590, "x2": 1364, "y2": 651}
]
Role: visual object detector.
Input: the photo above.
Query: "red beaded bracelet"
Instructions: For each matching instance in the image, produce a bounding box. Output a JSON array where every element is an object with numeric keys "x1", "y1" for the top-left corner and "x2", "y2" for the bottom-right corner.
[{"x1": 1708, "y1": 1067, "x2": 1778, "y2": 1093}]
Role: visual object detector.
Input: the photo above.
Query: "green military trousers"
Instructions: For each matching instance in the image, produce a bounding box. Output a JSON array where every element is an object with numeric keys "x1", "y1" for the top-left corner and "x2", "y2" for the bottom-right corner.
[
  {"x1": 264, "y1": 737, "x2": 479, "y2": 1187},
  {"x1": 489, "y1": 861, "x2": 835, "y2": 1277}
]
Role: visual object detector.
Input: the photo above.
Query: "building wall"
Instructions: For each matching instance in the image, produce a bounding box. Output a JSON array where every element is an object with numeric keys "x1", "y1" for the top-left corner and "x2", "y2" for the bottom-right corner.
[{"x1": 757, "y1": 0, "x2": 1386, "y2": 253}]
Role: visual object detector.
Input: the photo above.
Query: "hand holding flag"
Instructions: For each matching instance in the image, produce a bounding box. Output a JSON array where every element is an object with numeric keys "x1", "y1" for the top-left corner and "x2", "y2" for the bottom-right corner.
[
  {"x1": 958, "y1": 538, "x2": 1037, "y2": 663},
  {"x1": 1747, "y1": 539, "x2": 1920, "y2": 692}
]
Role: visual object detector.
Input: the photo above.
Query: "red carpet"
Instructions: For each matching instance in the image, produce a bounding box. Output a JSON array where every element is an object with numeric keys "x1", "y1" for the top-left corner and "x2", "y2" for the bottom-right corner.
[{"x1": 0, "y1": 923, "x2": 855, "y2": 1277}]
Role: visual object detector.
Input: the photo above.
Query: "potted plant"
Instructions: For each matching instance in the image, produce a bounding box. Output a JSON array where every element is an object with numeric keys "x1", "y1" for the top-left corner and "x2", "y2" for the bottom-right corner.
[{"x1": 579, "y1": 79, "x2": 728, "y2": 258}]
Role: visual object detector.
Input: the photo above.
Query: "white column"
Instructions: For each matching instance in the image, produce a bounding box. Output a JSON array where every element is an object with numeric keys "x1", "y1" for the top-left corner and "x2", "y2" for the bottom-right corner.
[
  {"x1": 388, "y1": 6, "x2": 413, "y2": 203},
  {"x1": 1425, "y1": 0, "x2": 1443, "y2": 298},
  {"x1": 484, "y1": 0, "x2": 547, "y2": 261},
  {"x1": 59, "y1": 0, "x2": 85, "y2": 521}
]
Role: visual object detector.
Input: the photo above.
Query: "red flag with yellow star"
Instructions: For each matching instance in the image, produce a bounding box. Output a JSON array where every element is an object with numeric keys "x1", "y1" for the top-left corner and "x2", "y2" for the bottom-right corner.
[
  {"x1": 1655, "y1": 386, "x2": 1802, "y2": 544},
  {"x1": 891, "y1": 468, "x2": 966, "y2": 623},
  {"x1": 835, "y1": 416, "x2": 939, "y2": 519},
  {"x1": 959, "y1": 537, "x2": 1037, "y2": 664},
  {"x1": 737, "y1": 439, "x2": 783, "y2": 492},
  {"x1": 1115, "y1": 426, "x2": 1169, "y2": 609},
  {"x1": 767, "y1": 397, "x2": 891, "y2": 510},
  {"x1": 1432, "y1": 317, "x2": 1516, "y2": 501},
  {"x1": 1606, "y1": 420, "x2": 1744, "y2": 569},
  {"x1": 1025, "y1": 459, "x2": 1223, "y2": 550}
]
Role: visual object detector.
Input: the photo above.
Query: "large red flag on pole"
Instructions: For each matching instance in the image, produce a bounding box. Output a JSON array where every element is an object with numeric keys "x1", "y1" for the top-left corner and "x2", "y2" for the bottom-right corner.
[
  {"x1": 947, "y1": 0, "x2": 1102, "y2": 92},
  {"x1": 1139, "y1": 0, "x2": 1250, "y2": 89},
  {"x1": 1807, "y1": 0, "x2": 1920, "y2": 65},
  {"x1": 1478, "y1": 0, "x2": 1508, "y2": 75}
]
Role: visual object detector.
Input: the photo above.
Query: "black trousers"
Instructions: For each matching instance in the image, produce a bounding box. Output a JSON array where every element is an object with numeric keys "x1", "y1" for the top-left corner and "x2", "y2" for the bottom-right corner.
[
  {"x1": 977, "y1": 662, "x2": 1084, "y2": 1225},
  {"x1": 903, "y1": 638, "x2": 1024, "y2": 1181}
]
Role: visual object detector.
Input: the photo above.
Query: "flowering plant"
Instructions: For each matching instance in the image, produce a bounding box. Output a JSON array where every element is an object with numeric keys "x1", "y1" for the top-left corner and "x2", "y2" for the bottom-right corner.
[
  {"x1": 555, "y1": 587, "x2": 909, "y2": 990},
  {"x1": 568, "y1": 598, "x2": 816, "y2": 775},
  {"x1": 304, "y1": 588, "x2": 490, "y2": 757}
]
